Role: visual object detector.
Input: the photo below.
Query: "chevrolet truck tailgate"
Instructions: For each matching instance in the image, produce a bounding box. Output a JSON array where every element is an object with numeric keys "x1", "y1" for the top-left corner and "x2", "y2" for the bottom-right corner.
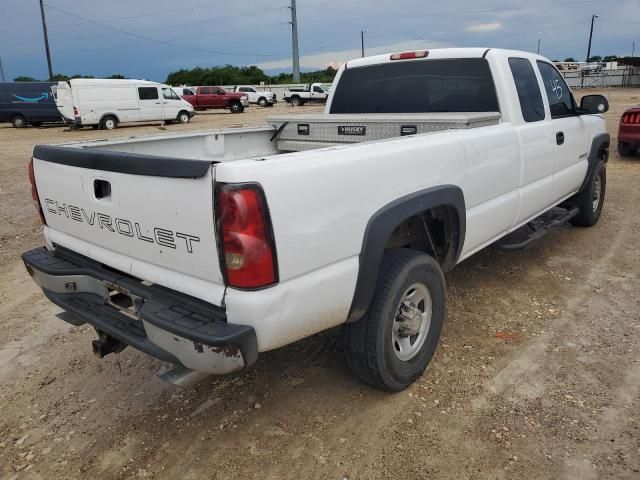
[{"x1": 31, "y1": 145, "x2": 225, "y2": 305}]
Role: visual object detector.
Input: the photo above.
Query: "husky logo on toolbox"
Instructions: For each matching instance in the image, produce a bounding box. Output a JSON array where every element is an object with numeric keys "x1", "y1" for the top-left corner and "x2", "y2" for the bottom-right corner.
[
  {"x1": 44, "y1": 198, "x2": 201, "y2": 253},
  {"x1": 337, "y1": 125, "x2": 366, "y2": 136}
]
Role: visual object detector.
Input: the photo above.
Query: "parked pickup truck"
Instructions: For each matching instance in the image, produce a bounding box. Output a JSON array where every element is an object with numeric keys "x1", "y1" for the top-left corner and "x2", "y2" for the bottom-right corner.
[
  {"x1": 24, "y1": 48, "x2": 609, "y2": 391},
  {"x1": 283, "y1": 83, "x2": 329, "y2": 106},
  {"x1": 230, "y1": 86, "x2": 276, "y2": 107},
  {"x1": 179, "y1": 86, "x2": 248, "y2": 113}
]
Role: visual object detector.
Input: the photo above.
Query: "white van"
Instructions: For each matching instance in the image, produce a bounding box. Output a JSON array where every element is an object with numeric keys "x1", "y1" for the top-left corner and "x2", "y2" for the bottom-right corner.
[{"x1": 54, "y1": 79, "x2": 195, "y2": 130}]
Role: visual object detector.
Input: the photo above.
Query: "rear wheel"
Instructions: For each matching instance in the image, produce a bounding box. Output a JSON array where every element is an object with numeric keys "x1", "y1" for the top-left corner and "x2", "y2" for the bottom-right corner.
[
  {"x1": 230, "y1": 101, "x2": 244, "y2": 113},
  {"x1": 570, "y1": 160, "x2": 606, "y2": 227},
  {"x1": 344, "y1": 249, "x2": 446, "y2": 391},
  {"x1": 618, "y1": 141, "x2": 635, "y2": 157},
  {"x1": 258, "y1": 97, "x2": 268, "y2": 107},
  {"x1": 11, "y1": 114, "x2": 26, "y2": 128},
  {"x1": 291, "y1": 96, "x2": 302, "y2": 107},
  {"x1": 177, "y1": 110, "x2": 190, "y2": 124},
  {"x1": 100, "y1": 115, "x2": 118, "y2": 130}
]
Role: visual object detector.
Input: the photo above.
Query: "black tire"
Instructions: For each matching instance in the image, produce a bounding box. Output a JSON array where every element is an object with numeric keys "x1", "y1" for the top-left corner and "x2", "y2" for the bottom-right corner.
[
  {"x1": 291, "y1": 96, "x2": 302, "y2": 107},
  {"x1": 344, "y1": 248, "x2": 446, "y2": 391},
  {"x1": 618, "y1": 141, "x2": 635, "y2": 157},
  {"x1": 176, "y1": 110, "x2": 190, "y2": 124},
  {"x1": 99, "y1": 115, "x2": 118, "y2": 130},
  {"x1": 11, "y1": 114, "x2": 26, "y2": 128},
  {"x1": 229, "y1": 101, "x2": 244, "y2": 113},
  {"x1": 570, "y1": 160, "x2": 606, "y2": 227},
  {"x1": 92, "y1": 125, "x2": 99, "y2": 130},
  {"x1": 257, "y1": 97, "x2": 268, "y2": 107}
]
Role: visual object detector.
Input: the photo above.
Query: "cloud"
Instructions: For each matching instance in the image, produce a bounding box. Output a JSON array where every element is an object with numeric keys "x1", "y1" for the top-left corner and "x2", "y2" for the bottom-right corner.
[
  {"x1": 465, "y1": 21, "x2": 502, "y2": 33},
  {"x1": 257, "y1": 39, "x2": 453, "y2": 70}
]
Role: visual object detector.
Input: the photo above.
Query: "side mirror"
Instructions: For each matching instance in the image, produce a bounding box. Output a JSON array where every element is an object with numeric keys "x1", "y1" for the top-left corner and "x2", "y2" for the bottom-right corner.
[{"x1": 580, "y1": 94, "x2": 609, "y2": 114}]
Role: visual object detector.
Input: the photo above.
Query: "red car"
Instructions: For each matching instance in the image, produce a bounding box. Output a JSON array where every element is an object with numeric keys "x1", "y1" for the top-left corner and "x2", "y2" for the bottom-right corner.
[
  {"x1": 177, "y1": 86, "x2": 248, "y2": 113},
  {"x1": 618, "y1": 106, "x2": 640, "y2": 156}
]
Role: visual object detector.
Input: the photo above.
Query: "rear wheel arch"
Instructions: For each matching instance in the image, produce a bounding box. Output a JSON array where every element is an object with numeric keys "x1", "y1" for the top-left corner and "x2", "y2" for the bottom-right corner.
[{"x1": 347, "y1": 185, "x2": 466, "y2": 323}]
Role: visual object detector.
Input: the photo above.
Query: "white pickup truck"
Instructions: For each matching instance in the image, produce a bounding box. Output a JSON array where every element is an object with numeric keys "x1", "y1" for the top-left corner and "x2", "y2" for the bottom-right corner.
[
  {"x1": 24, "y1": 48, "x2": 609, "y2": 391},
  {"x1": 229, "y1": 86, "x2": 276, "y2": 107},
  {"x1": 283, "y1": 82, "x2": 329, "y2": 106}
]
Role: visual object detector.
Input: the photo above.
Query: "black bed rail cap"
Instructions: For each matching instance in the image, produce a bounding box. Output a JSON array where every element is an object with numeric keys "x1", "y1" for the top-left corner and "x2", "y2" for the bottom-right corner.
[{"x1": 32, "y1": 144, "x2": 213, "y2": 178}]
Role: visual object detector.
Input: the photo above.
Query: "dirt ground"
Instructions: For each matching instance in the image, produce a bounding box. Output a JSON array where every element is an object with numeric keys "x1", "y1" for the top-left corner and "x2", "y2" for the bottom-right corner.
[{"x1": 1, "y1": 91, "x2": 639, "y2": 480}]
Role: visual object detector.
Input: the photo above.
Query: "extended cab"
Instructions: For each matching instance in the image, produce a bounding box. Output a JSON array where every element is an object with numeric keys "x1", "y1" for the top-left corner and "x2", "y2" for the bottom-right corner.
[
  {"x1": 179, "y1": 86, "x2": 248, "y2": 113},
  {"x1": 230, "y1": 86, "x2": 276, "y2": 107},
  {"x1": 24, "y1": 49, "x2": 609, "y2": 391},
  {"x1": 283, "y1": 83, "x2": 329, "y2": 106}
]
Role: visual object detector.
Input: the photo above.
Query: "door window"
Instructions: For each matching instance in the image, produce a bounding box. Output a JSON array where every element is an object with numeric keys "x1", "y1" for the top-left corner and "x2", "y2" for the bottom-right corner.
[
  {"x1": 214, "y1": 88, "x2": 226, "y2": 94},
  {"x1": 313, "y1": 86, "x2": 324, "y2": 93},
  {"x1": 537, "y1": 61, "x2": 575, "y2": 118},
  {"x1": 199, "y1": 87, "x2": 212, "y2": 94},
  {"x1": 162, "y1": 88, "x2": 179, "y2": 100},
  {"x1": 138, "y1": 87, "x2": 159, "y2": 100},
  {"x1": 183, "y1": 88, "x2": 194, "y2": 96},
  {"x1": 508, "y1": 58, "x2": 545, "y2": 122}
]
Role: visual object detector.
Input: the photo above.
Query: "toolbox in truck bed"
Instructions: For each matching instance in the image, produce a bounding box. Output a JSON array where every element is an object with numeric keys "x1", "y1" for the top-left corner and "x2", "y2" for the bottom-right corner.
[{"x1": 267, "y1": 112, "x2": 501, "y2": 151}]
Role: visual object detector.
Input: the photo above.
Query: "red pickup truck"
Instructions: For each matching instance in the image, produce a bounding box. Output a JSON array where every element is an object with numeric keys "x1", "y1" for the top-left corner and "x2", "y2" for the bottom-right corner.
[{"x1": 175, "y1": 86, "x2": 248, "y2": 113}]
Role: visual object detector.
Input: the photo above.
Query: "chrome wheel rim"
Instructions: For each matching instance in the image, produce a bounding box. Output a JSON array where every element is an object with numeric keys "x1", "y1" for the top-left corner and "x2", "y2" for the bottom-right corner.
[
  {"x1": 592, "y1": 174, "x2": 601, "y2": 213},
  {"x1": 392, "y1": 282, "x2": 432, "y2": 361},
  {"x1": 105, "y1": 119, "x2": 115, "y2": 129}
]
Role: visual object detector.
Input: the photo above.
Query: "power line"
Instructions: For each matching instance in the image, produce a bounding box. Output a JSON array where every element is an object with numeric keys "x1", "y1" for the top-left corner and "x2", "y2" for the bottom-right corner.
[{"x1": 43, "y1": 3, "x2": 284, "y2": 58}]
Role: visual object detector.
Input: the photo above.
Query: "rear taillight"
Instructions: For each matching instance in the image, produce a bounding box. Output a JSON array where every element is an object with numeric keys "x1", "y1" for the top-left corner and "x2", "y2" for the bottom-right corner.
[
  {"x1": 73, "y1": 106, "x2": 79, "y2": 116},
  {"x1": 390, "y1": 50, "x2": 429, "y2": 60},
  {"x1": 623, "y1": 112, "x2": 640, "y2": 124},
  {"x1": 217, "y1": 184, "x2": 277, "y2": 289},
  {"x1": 28, "y1": 159, "x2": 46, "y2": 225}
]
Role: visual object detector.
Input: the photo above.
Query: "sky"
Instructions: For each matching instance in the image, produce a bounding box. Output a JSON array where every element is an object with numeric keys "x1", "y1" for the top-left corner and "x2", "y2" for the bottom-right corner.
[{"x1": 0, "y1": 0, "x2": 638, "y2": 82}]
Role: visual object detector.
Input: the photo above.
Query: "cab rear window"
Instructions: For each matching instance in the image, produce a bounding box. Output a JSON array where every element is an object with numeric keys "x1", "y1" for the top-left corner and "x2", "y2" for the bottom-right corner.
[{"x1": 330, "y1": 58, "x2": 499, "y2": 114}]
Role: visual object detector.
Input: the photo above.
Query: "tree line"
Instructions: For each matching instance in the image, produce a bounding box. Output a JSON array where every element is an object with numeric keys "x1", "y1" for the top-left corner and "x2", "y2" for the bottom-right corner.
[{"x1": 164, "y1": 65, "x2": 338, "y2": 86}]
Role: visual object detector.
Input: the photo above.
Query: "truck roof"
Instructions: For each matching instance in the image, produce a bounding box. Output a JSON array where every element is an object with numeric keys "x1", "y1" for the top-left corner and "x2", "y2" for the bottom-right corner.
[
  {"x1": 345, "y1": 47, "x2": 548, "y2": 69},
  {"x1": 66, "y1": 79, "x2": 160, "y2": 87}
]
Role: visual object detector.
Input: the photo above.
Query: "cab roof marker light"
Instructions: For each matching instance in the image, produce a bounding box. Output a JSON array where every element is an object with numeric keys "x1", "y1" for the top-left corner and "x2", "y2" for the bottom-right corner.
[{"x1": 390, "y1": 50, "x2": 429, "y2": 61}]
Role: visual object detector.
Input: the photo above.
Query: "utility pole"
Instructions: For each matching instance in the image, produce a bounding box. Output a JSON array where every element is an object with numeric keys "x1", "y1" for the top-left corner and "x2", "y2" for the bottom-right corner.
[
  {"x1": 289, "y1": 0, "x2": 300, "y2": 83},
  {"x1": 361, "y1": 30, "x2": 365, "y2": 57},
  {"x1": 537, "y1": 37, "x2": 541, "y2": 54},
  {"x1": 585, "y1": 14, "x2": 598, "y2": 63},
  {"x1": 39, "y1": 0, "x2": 54, "y2": 80},
  {"x1": 0, "y1": 57, "x2": 5, "y2": 83},
  {"x1": 632, "y1": 40, "x2": 636, "y2": 58}
]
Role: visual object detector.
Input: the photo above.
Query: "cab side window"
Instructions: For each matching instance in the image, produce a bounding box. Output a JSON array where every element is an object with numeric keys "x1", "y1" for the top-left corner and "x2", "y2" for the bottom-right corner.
[
  {"x1": 537, "y1": 61, "x2": 575, "y2": 118},
  {"x1": 313, "y1": 86, "x2": 324, "y2": 93},
  {"x1": 138, "y1": 87, "x2": 158, "y2": 100},
  {"x1": 509, "y1": 57, "x2": 545, "y2": 122},
  {"x1": 162, "y1": 88, "x2": 179, "y2": 100}
]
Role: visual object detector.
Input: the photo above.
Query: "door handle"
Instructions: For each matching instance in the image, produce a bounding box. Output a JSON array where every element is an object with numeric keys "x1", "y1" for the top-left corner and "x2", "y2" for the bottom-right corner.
[
  {"x1": 155, "y1": 102, "x2": 161, "y2": 104},
  {"x1": 556, "y1": 131, "x2": 565, "y2": 145}
]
